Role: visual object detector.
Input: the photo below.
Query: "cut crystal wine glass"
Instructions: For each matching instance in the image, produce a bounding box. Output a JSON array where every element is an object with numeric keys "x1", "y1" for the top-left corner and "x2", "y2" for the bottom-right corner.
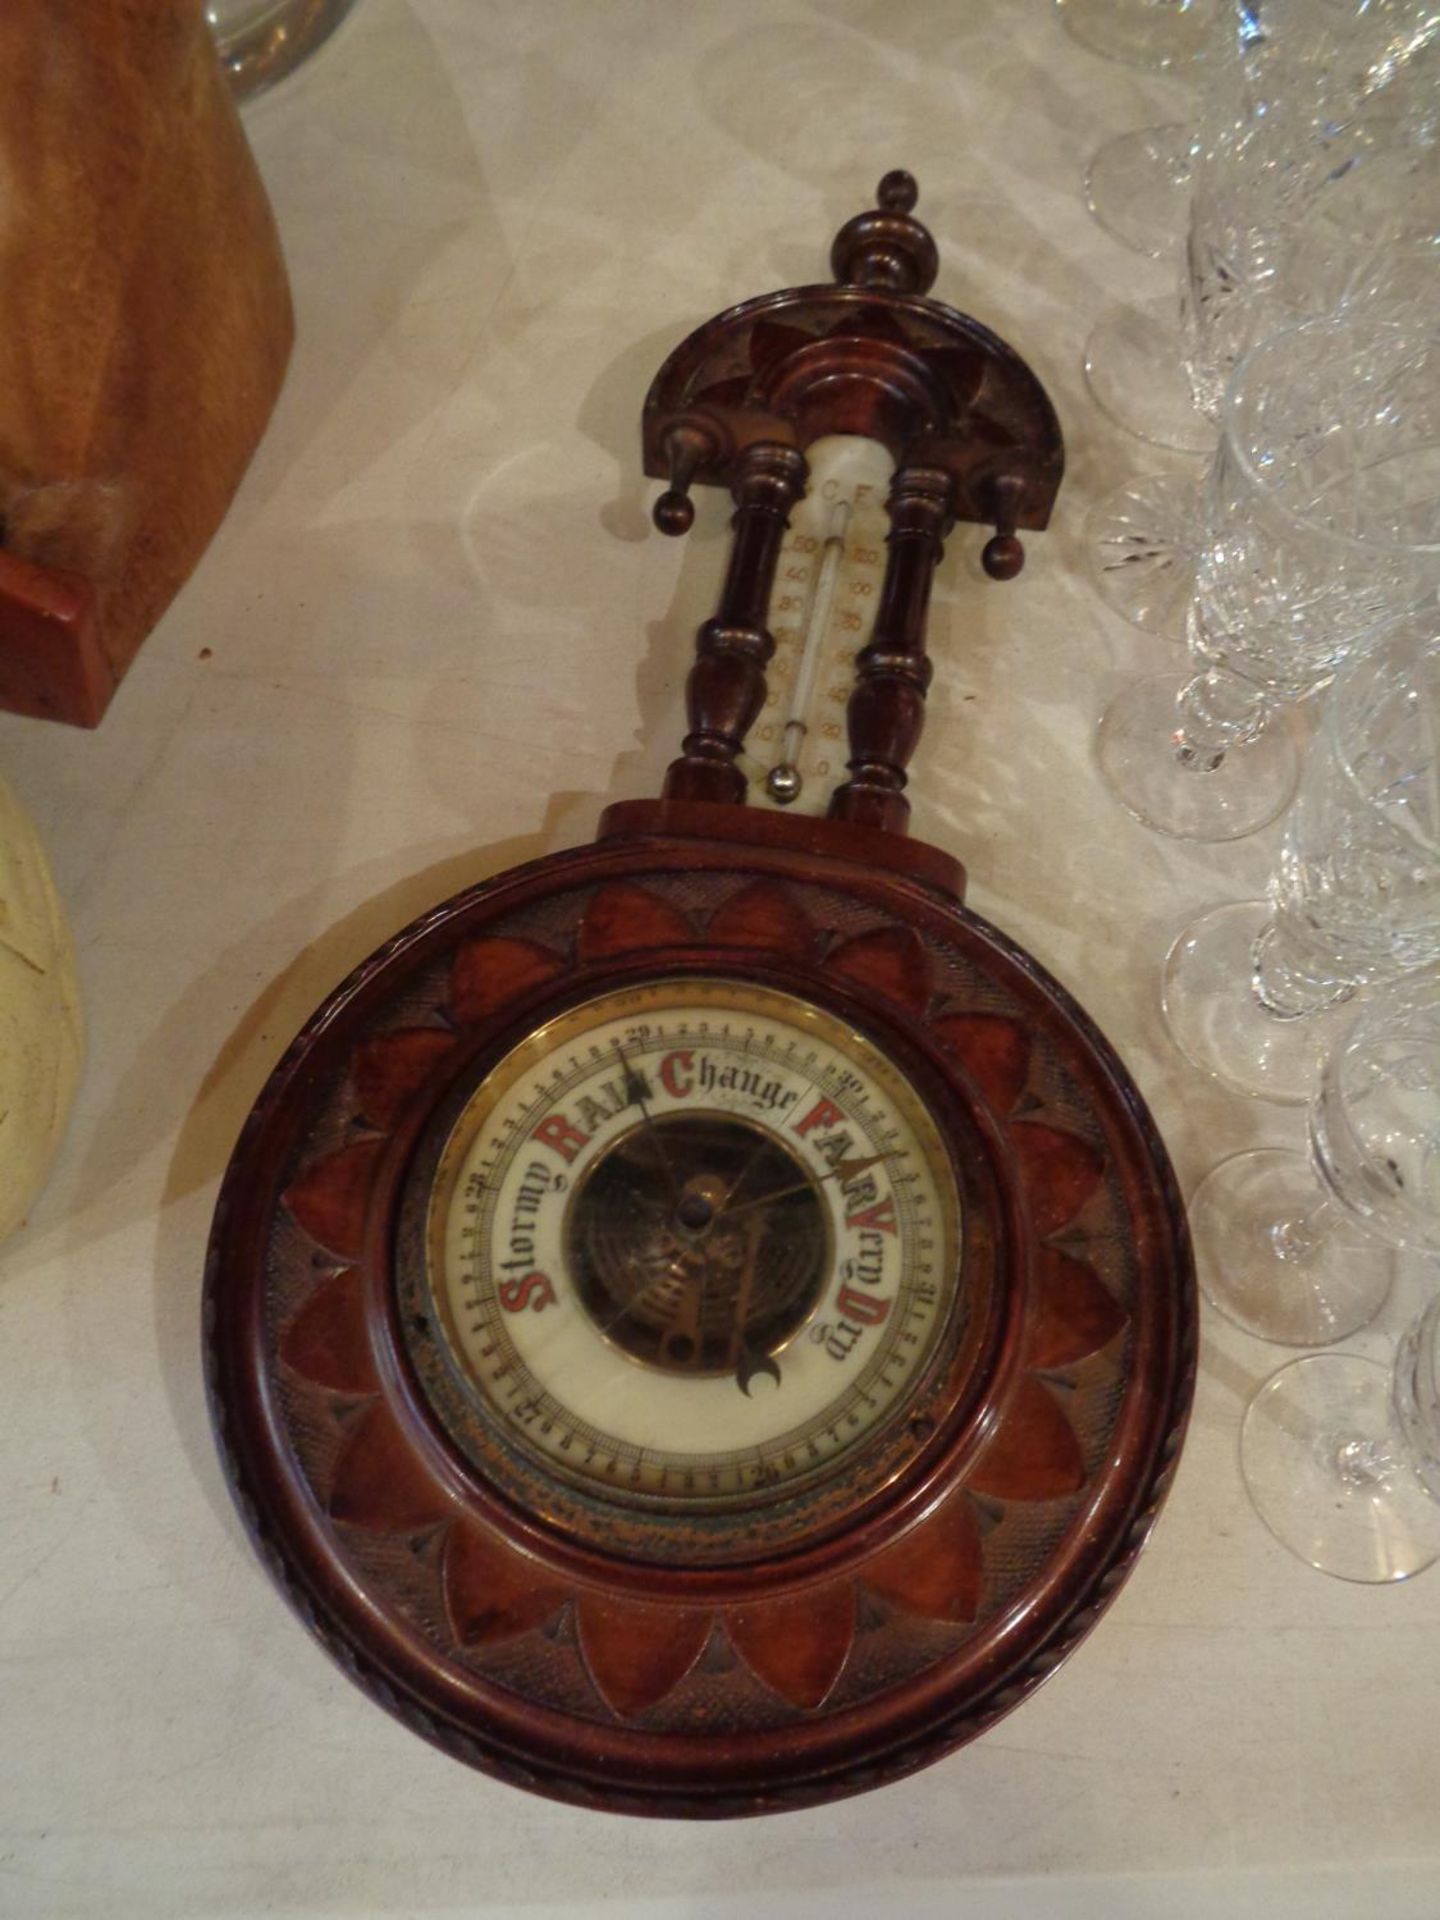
[
  {"x1": 1238, "y1": 972, "x2": 1440, "y2": 1580},
  {"x1": 1085, "y1": 2, "x2": 1439, "y2": 452},
  {"x1": 1084, "y1": 123, "x2": 1199, "y2": 260},
  {"x1": 1243, "y1": 1293, "x2": 1440, "y2": 1582},
  {"x1": 1097, "y1": 315, "x2": 1440, "y2": 841},
  {"x1": 1164, "y1": 612, "x2": 1440, "y2": 1100},
  {"x1": 1088, "y1": 236, "x2": 1440, "y2": 640},
  {"x1": 1193, "y1": 966, "x2": 1440, "y2": 1354}
]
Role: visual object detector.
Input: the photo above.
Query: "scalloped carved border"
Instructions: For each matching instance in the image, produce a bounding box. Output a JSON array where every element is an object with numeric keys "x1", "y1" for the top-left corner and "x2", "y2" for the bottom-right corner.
[{"x1": 204, "y1": 841, "x2": 1195, "y2": 1815}]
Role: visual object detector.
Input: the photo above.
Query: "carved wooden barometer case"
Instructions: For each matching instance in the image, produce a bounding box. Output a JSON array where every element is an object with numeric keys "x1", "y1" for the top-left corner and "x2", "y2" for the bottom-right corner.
[{"x1": 205, "y1": 177, "x2": 1195, "y2": 1815}]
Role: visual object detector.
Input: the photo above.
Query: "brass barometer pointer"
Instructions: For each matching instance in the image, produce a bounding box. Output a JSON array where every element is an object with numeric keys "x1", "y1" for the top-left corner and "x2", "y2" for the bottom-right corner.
[
  {"x1": 717, "y1": 1150, "x2": 896, "y2": 1220},
  {"x1": 730, "y1": 1214, "x2": 783, "y2": 1399},
  {"x1": 612, "y1": 1041, "x2": 685, "y2": 1207},
  {"x1": 205, "y1": 173, "x2": 1194, "y2": 1818}
]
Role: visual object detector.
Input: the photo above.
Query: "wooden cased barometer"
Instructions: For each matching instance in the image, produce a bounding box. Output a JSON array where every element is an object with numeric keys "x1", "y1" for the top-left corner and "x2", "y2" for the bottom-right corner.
[{"x1": 204, "y1": 176, "x2": 1195, "y2": 1816}]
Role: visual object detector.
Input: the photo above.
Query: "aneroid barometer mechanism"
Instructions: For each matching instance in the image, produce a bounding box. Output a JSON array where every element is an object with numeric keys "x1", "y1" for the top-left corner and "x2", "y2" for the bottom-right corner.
[{"x1": 206, "y1": 176, "x2": 1195, "y2": 1816}]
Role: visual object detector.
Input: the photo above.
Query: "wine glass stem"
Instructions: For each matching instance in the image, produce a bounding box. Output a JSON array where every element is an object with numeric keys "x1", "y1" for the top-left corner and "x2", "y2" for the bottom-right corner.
[
  {"x1": 1268, "y1": 1191, "x2": 1342, "y2": 1265},
  {"x1": 1331, "y1": 1433, "x2": 1401, "y2": 1488},
  {"x1": 1173, "y1": 666, "x2": 1269, "y2": 774},
  {"x1": 1252, "y1": 913, "x2": 1359, "y2": 1019}
]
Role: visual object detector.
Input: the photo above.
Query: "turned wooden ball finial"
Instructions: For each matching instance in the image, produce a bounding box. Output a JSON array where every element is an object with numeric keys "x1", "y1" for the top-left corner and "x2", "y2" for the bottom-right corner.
[
  {"x1": 652, "y1": 419, "x2": 723, "y2": 537},
  {"x1": 830, "y1": 172, "x2": 939, "y2": 296},
  {"x1": 877, "y1": 169, "x2": 919, "y2": 213},
  {"x1": 653, "y1": 490, "x2": 695, "y2": 536},
  {"x1": 981, "y1": 474, "x2": 1028, "y2": 580},
  {"x1": 982, "y1": 534, "x2": 1025, "y2": 580}
]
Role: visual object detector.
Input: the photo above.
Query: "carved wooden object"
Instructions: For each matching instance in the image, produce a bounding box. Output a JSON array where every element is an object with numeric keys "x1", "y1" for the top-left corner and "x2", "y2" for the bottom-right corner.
[
  {"x1": 663, "y1": 444, "x2": 808, "y2": 804},
  {"x1": 644, "y1": 171, "x2": 1062, "y2": 832},
  {"x1": 205, "y1": 175, "x2": 1194, "y2": 1817},
  {"x1": 0, "y1": 0, "x2": 293, "y2": 725},
  {"x1": 207, "y1": 838, "x2": 1195, "y2": 1814},
  {"x1": 830, "y1": 464, "x2": 955, "y2": 834},
  {"x1": 643, "y1": 172, "x2": 1062, "y2": 564}
]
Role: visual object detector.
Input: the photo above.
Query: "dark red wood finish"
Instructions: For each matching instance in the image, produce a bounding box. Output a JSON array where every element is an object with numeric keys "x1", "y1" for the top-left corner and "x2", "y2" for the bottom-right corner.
[
  {"x1": 663, "y1": 443, "x2": 808, "y2": 805},
  {"x1": 205, "y1": 813, "x2": 1195, "y2": 1817},
  {"x1": 203, "y1": 176, "x2": 1194, "y2": 1818},
  {"x1": 829, "y1": 464, "x2": 953, "y2": 834},
  {"x1": 647, "y1": 173, "x2": 1062, "y2": 838},
  {"x1": 643, "y1": 174, "x2": 1063, "y2": 564}
]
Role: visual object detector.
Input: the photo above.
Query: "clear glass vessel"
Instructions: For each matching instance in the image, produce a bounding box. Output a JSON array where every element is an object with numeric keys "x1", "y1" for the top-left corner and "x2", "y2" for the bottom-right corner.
[
  {"x1": 1084, "y1": 123, "x2": 1199, "y2": 260},
  {"x1": 1085, "y1": 469, "x2": 1202, "y2": 640},
  {"x1": 1164, "y1": 616, "x2": 1440, "y2": 1099},
  {"x1": 1239, "y1": 971, "x2": 1440, "y2": 1581},
  {"x1": 1193, "y1": 966, "x2": 1440, "y2": 1353},
  {"x1": 1084, "y1": 1, "x2": 1439, "y2": 449},
  {"x1": 1088, "y1": 239, "x2": 1440, "y2": 639},
  {"x1": 1097, "y1": 315, "x2": 1440, "y2": 842},
  {"x1": 1083, "y1": 299, "x2": 1218, "y2": 457},
  {"x1": 1243, "y1": 1304, "x2": 1440, "y2": 1583},
  {"x1": 207, "y1": 0, "x2": 360, "y2": 101},
  {"x1": 1181, "y1": 108, "x2": 1438, "y2": 421},
  {"x1": 1057, "y1": 0, "x2": 1217, "y2": 72}
]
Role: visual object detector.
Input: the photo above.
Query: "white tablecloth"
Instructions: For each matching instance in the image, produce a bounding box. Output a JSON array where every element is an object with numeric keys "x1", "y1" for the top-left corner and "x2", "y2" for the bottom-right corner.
[{"x1": 3, "y1": 3, "x2": 1437, "y2": 1913}]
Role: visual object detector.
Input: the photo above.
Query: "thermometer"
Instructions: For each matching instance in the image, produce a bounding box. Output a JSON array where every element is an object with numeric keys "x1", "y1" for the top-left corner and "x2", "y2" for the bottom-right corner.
[{"x1": 744, "y1": 435, "x2": 893, "y2": 813}]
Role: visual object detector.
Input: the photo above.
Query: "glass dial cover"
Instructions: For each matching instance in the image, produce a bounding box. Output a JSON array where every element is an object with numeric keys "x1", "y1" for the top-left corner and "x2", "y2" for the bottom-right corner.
[{"x1": 423, "y1": 977, "x2": 962, "y2": 1507}]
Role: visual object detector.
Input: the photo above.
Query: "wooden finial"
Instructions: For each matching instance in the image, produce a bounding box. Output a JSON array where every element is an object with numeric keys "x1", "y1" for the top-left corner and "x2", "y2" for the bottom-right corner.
[
  {"x1": 981, "y1": 473, "x2": 1028, "y2": 580},
  {"x1": 653, "y1": 420, "x2": 722, "y2": 536},
  {"x1": 876, "y1": 170, "x2": 918, "y2": 213},
  {"x1": 830, "y1": 171, "x2": 939, "y2": 296}
]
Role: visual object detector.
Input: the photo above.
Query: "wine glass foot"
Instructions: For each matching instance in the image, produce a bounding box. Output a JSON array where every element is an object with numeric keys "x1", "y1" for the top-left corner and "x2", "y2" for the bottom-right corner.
[
  {"x1": 1084, "y1": 471, "x2": 1200, "y2": 637},
  {"x1": 1192, "y1": 1149, "x2": 1393, "y2": 1347},
  {"x1": 1096, "y1": 671, "x2": 1299, "y2": 841},
  {"x1": 1243, "y1": 1355, "x2": 1440, "y2": 1582},
  {"x1": 1085, "y1": 124, "x2": 1197, "y2": 258},
  {"x1": 1057, "y1": 0, "x2": 1214, "y2": 71},
  {"x1": 1084, "y1": 301, "x2": 1217, "y2": 453},
  {"x1": 1162, "y1": 901, "x2": 1356, "y2": 1103}
]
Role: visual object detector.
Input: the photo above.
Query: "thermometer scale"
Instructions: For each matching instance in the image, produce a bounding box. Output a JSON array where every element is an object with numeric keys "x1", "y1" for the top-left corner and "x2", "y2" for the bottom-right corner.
[{"x1": 751, "y1": 435, "x2": 891, "y2": 811}]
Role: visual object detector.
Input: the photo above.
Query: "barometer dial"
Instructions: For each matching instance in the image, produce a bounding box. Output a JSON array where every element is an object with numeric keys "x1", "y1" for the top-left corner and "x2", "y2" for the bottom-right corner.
[{"x1": 423, "y1": 979, "x2": 960, "y2": 1504}]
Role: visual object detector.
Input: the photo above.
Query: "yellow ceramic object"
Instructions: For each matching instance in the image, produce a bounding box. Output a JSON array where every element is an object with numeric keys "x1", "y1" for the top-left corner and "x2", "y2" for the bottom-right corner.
[{"x1": 0, "y1": 775, "x2": 81, "y2": 1244}]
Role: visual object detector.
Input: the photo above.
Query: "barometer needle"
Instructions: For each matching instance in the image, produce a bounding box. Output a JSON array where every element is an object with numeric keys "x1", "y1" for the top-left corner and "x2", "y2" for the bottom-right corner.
[
  {"x1": 709, "y1": 1125, "x2": 783, "y2": 1221},
  {"x1": 726, "y1": 1210, "x2": 762, "y2": 1370},
  {"x1": 730, "y1": 1213, "x2": 782, "y2": 1396},
  {"x1": 615, "y1": 1042, "x2": 683, "y2": 1205},
  {"x1": 716, "y1": 1151, "x2": 899, "y2": 1224}
]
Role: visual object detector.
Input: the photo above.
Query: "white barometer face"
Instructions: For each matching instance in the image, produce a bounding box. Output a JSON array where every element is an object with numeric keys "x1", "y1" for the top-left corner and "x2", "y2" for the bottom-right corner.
[{"x1": 424, "y1": 977, "x2": 961, "y2": 1505}]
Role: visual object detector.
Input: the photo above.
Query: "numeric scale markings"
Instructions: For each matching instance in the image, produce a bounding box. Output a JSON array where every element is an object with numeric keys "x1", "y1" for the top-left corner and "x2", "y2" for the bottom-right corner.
[
  {"x1": 745, "y1": 435, "x2": 894, "y2": 814},
  {"x1": 427, "y1": 982, "x2": 958, "y2": 1501},
  {"x1": 463, "y1": 1017, "x2": 936, "y2": 1431}
]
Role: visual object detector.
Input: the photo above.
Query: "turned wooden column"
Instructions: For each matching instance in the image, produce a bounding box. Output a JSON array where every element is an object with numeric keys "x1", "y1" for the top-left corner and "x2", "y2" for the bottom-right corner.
[
  {"x1": 662, "y1": 442, "x2": 808, "y2": 806},
  {"x1": 829, "y1": 466, "x2": 956, "y2": 835}
]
